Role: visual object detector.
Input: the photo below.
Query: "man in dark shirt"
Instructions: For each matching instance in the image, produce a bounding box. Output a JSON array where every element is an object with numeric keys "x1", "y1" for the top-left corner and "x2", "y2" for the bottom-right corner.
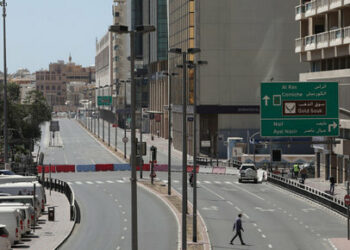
[{"x1": 230, "y1": 213, "x2": 245, "y2": 245}]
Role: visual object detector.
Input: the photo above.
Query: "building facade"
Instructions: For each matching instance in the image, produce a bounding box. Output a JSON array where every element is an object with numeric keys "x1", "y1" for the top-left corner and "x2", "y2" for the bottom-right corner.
[
  {"x1": 295, "y1": 0, "x2": 350, "y2": 183},
  {"x1": 36, "y1": 57, "x2": 95, "y2": 110},
  {"x1": 167, "y1": 0, "x2": 307, "y2": 157}
]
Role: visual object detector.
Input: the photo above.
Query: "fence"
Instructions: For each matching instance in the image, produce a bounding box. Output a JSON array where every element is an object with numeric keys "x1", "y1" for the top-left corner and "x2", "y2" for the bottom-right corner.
[
  {"x1": 39, "y1": 177, "x2": 80, "y2": 223},
  {"x1": 267, "y1": 173, "x2": 347, "y2": 216}
]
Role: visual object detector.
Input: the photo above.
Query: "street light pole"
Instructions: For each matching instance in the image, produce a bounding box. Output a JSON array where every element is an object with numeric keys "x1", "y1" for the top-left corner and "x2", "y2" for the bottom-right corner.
[
  {"x1": 1, "y1": 0, "x2": 8, "y2": 167},
  {"x1": 114, "y1": 80, "x2": 119, "y2": 151},
  {"x1": 124, "y1": 80, "x2": 127, "y2": 159}
]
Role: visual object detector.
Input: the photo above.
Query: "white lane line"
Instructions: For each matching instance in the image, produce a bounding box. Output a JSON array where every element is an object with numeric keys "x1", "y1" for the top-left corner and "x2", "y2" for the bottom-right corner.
[
  {"x1": 96, "y1": 181, "x2": 104, "y2": 184},
  {"x1": 162, "y1": 180, "x2": 168, "y2": 183},
  {"x1": 117, "y1": 180, "x2": 125, "y2": 183},
  {"x1": 86, "y1": 181, "x2": 94, "y2": 184},
  {"x1": 173, "y1": 180, "x2": 180, "y2": 183},
  {"x1": 121, "y1": 236, "x2": 125, "y2": 240},
  {"x1": 258, "y1": 228, "x2": 262, "y2": 232},
  {"x1": 235, "y1": 206, "x2": 241, "y2": 212},
  {"x1": 200, "y1": 184, "x2": 225, "y2": 200},
  {"x1": 115, "y1": 199, "x2": 118, "y2": 202},
  {"x1": 197, "y1": 181, "x2": 201, "y2": 184},
  {"x1": 243, "y1": 213, "x2": 250, "y2": 219},
  {"x1": 123, "y1": 227, "x2": 127, "y2": 231},
  {"x1": 299, "y1": 221, "x2": 303, "y2": 225},
  {"x1": 305, "y1": 225, "x2": 309, "y2": 229},
  {"x1": 118, "y1": 205, "x2": 122, "y2": 208},
  {"x1": 106, "y1": 180, "x2": 114, "y2": 183},
  {"x1": 294, "y1": 217, "x2": 298, "y2": 220},
  {"x1": 122, "y1": 211, "x2": 126, "y2": 215},
  {"x1": 124, "y1": 218, "x2": 127, "y2": 222},
  {"x1": 268, "y1": 244, "x2": 272, "y2": 248},
  {"x1": 67, "y1": 181, "x2": 72, "y2": 184},
  {"x1": 227, "y1": 201, "x2": 233, "y2": 206},
  {"x1": 116, "y1": 246, "x2": 120, "y2": 250},
  {"x1": 316, "y1": 233, "x2": 321, "y2": 237},
  {"x1": 262, "y1": 234, "x2": 266, "y2": 238},
  {"x1": 75, "y1": 181, "x2": 82, "y2": 185},
  {"x1": 204, "y1": 181, "x2": 211, "y2": 184},
  {"x1": 109, "y1": 194, "x2": 113, "y2": 197},
  {"x1": 214, "y1": 181, "x2": 221, "y2": 184},
  {"x1": 231, "y1": 182, "x2": 265, "y2": 201},
  {"x1": 253, "y1": 223, "x2": 257, "y2": 227},
  {"x1": 289, "y1": 214, "x2": 292, "y2": 217},
  {"x1": 225, "y1": 181, "x2": 232, "y2": 185}
]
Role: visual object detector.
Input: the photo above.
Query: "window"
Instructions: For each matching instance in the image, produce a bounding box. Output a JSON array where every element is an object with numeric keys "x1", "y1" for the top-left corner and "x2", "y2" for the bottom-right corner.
[
  {"x1": 46, "y1": 86, "x2": 50, "y2": 90},
  {"x1": 52, "y1": 85, "x2": 56, "y2": 90}
]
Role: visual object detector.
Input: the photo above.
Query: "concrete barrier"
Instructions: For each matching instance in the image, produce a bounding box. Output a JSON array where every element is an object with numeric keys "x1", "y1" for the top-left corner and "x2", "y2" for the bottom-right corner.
[
  {"x1": 198, "y1": 167, "x2": 213, "y2": 174},
  {"x1": 114, "y1": 164, "x2": 131, "y2": 171},
  {"x1": 225, "y1": 167, "x2": 238, "y2": 175},
  {"x1": 212, "y1": 167, "x2": 226, "y2": 174},
  {"x1": 76, "y1": 164, "x2": 95, "y2": 172},
  {"x1": 186, "y1": 166, "x2": 199, "y2": 173},
  {"x1": 56, "y1": 165, "x2": 75, "y2": 173}
]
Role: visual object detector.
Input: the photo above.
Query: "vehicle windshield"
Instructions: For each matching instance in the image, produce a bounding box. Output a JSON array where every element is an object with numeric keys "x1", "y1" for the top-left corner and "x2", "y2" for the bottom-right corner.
[{"x1": 241, "y1": 165, "x2": 255, "y2": 171}]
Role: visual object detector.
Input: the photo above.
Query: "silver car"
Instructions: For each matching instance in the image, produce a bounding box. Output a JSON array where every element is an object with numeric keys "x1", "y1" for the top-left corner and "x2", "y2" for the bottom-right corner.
[{"x1": 239, "y1": 164, "x2": 258, "y2": 183}]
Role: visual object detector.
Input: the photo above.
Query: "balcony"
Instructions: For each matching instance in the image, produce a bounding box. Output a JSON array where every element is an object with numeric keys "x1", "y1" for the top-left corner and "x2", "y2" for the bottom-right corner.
[
  {"x1": 295, "y1": 38, "x2": 304, "y2": 52},
  {"x1": 343, "y1": 26, "x2": 350, "y2": 44},
  {"x1": 317, "y1": 0, "x2": 329, "y2": 13},
  {"x1": 329, "y1": 0, "x2": 343, "y2": 9},
  {"x1": 329, "y1": 28, "x2": 343, "y2": 46},
  {"x1": 316, "y1": 31, "x2": 329, "y2": 48},
  {"x1": 305, "y1": 1, "x2": 316, "y2": 17},
  {"x1": 295, "y1": 5, "x2": 305, "y2": 20},
  {"x1": 305, "y1": 35, "x2": 316, "y2": 50}
]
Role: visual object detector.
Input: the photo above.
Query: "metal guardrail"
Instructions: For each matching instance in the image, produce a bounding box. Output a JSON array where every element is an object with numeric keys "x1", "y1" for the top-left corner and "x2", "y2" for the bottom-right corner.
[
  {"x1": 40, "y1": 178, "x2": 80, "y2": 222},
  {"x1": 268, "y1": 173, "x2": 347, "y2": 216}
]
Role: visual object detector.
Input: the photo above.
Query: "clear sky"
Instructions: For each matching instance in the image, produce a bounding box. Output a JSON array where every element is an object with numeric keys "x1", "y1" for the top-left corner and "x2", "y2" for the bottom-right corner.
[{"x1": 0, "y1": 0, "x2": 113, "y2": 74}]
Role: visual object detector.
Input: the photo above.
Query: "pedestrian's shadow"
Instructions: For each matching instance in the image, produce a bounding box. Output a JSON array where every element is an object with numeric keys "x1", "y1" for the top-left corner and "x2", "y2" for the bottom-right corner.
[{"x1": 212, "y1": 243, "x2": 252, "y2": 249}]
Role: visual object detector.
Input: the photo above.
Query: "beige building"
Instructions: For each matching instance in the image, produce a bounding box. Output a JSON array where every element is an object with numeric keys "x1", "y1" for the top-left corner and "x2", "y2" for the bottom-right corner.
[
  {"x1": 168, "y1": 0, "x2": 307, "y2": 158},
  {"x1": 295, "y1": 0, "x2": 350, "y2": 182},
  {"x1": 36, "y1": 56, "x2": 95, "y2": 110}
]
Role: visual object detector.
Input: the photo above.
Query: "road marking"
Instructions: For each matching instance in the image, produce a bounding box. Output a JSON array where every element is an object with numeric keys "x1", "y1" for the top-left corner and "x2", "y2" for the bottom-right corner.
[
  {"x1": 225, "y1": 181, "x2": 232, "y2": 185},
  {"x1": 235, "y1": 206, "x2": 241, "y2": 212},
  {"x1": 67, "y1": 181, "x2": 72, "y2": 184},
  {"x1": 106, "y1": 180, "x2": 114, "y2": 183},
  {"x1": 123, "y1": 227, "x2": 127, "y2": 231},
  {"x1": 124, "y1": 219, "x2": 127, "y2": 222},
  {"x1": 262, "y1": 234, "x2": 266, "y2": 238},
  {"x1": 173, "y1": 180, "x2": 179, "y2": 183},
  {"x1": 121, "y1": 236, "x2": 125, "y2": 240},
  {"x1": 86, "y1": 181, "x2": 94, "y2": 184},
  {"x1": 96, "y1": 181, "x2": 104, "y2": 184},
  {"x1": 231, "y1": 182, "x2": 265, "y2": 201},
  {"x1": 227, "y1": 201, "x2": 233, "y2": 205},
  {"x1": 117, "y1": 180, "x2": 125, "y2": 183},
  {"x1": 116, "y1": 247, "x2": 120, "y2": 250},
  {"x1": 294, "y1": 217, "x2": 298, "y2": 221},
  {"x1": 289, "y1": 214, "x2": 292, "y2": 217},
  {"x1": 302, "y1": 208, "x2": 316, "y2": 213},
  {"x1": 255, "y1": 207, "x2": 275, "y2": 212},
  {"x1": 115, "y1": 199, "x2": 118, "y2": 202},
  {"x1": 122, "y1": 211, "x2": 126, "y2": 215},
  {"x1": 202, "y1": 206, "x2": 218, "y2": 211},
  {"x1": 317, "y1": 233, "x2": 321, "y2": 237},
  {"x1": 258, "y1": 228, "x2": 262, "y2": 232},
  {"x1": 253, "y1": 223, "x2": 257, "y2": 227},
  {"x1": 214, "y1": 181, "x2": 221, "y2": 184},
  {"x1": 200, "y1": 184, "x2": 225, "y2": 200},
  {"x1": 305, "y1": 225, "x2": 309, "y2": 229},
  {"x1": 75, "y1": 181, "x2": 82, "y2": 185},
  {"x1": 268, "y1": 244, "x2": 272, "y2": 248},
  {"x1": 204, "y1": 181, "x2": 211, "y2": 184},
  {"x1": 118, "y1": 205, "x2": 122, "y2": 208},
  {"x1": 299, "y1": 221, "x2": 303, "y2": 225},
  {"x1": 197, "y1": 181, "x2": 201, "y2": 184}
]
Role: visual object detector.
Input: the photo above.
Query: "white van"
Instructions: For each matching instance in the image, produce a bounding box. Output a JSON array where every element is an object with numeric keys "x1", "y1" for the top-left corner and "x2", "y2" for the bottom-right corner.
[
  {"x1": 0, "y1": 203, "x2": 33, "y2": 234},
  {"x1": 0, "y1": 182, "x2": 46, "y2": 212},
  {"x1": 0, "y1": 175, "x2": 37, "y2": 184},
  {"x1": 0, "y1": 208, "x2": 22, "y2": 246},
  {"x1": 0, "y1": 196, "x2": 41, "y2": 219},
  {"x1": 0, "y1": 224, "x2": 11, "y2": 250}
]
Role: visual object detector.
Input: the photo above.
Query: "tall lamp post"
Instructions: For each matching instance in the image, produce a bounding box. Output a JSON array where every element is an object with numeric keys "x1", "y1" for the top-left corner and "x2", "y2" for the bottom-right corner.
[
  {"x1": 163, "y1": 71, "x2": 178, "y2": 195},
  {"x1": 1, "y1": 0, "x2": 8, "y2": 167},
  {"x1": 187, "y1": 59, "x2": 208, "y2": 242},
  {"x1": 120, "y1": 79, "x2": 130, "y2": 159},
  {"x1": 168, "y1": 47, "x2": 200, "y2": 250},
  {"x1": 114, "y1": 80, "x2": 120, "y2": 151},
  {"x1": 109, "y1": 24, "x2": 155, "y2": 250}
]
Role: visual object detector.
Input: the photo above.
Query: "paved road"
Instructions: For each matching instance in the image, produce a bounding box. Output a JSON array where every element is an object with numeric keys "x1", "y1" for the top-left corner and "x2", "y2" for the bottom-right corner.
[
  {"x1": 80, "y1": 116, "x2": 182, "y2": 167},
  {"x1": 37, "y1": 119, "x2": 178, "y2": 250},
  {"x1": 154, "y1": 172, "x2": 346, "y2": 250}
]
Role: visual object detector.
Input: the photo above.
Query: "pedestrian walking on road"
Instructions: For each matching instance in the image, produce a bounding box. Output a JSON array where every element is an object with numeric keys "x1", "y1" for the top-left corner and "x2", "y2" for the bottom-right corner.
[
  {"x1": 230, "y1": 213, "x2": 245, "y2": 245},
  {"x1": 329, "y1": 176, "x2": 336, "y2": 195}
]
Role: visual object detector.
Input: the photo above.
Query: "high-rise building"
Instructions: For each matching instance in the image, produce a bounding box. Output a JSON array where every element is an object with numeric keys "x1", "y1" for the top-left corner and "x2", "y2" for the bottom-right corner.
[
  {"x1": 168, "y1": 0, "x2": 307, "y2": 158},
  {"x1": 295, "y1": 0, "x2": 350, "y2": 182}
]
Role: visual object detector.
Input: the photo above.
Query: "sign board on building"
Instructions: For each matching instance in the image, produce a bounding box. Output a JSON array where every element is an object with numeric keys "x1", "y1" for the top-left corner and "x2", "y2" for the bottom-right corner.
[
  {"x1": 201, "y1": 140, "x2": 211, "y2": 148},
  {"x1": 98, "y1": 96, "x2": 112, "y2": 106},
  {"x1": 260, "y1": 82, "x2": 339, "y2": 137}
]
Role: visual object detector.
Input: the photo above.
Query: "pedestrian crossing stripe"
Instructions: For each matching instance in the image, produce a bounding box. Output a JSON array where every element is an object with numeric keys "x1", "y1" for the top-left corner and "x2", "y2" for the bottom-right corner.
[
  {"x1": 75, "y1": 181, "x2": 83, "y2": 185},
  {"x1": 86, "y1": 181, "x2": 94, "y2": 184},
  {"x1": 95, "y1": 181, "x2": 103, "y2": 184},
  {"x1": 106, "y1": 180, "x2": 114, "y2": 183}
]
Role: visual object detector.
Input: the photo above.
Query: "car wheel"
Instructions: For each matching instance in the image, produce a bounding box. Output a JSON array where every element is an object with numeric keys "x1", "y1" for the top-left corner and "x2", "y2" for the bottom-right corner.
[
  {"x1": 238, "y1": 179, "x2": 242, "y2": 183},
  {"x1": 254, "y1": 178, "x2": 258, "y2": 183}
]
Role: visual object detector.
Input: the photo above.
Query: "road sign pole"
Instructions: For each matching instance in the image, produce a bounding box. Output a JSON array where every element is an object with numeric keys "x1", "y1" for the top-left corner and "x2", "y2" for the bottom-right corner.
[{"x1": 347, "y1": 181, "x2": 349, "y2": 240}]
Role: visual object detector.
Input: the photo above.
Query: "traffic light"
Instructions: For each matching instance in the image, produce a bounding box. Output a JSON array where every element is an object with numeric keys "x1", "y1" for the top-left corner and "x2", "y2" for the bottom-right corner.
[
  {"x1": 272, "y1": 149, "x2": 281, "y2": 162},
  {"x1": 150, "y1": 146, "x2": 157, "y2": 162}
]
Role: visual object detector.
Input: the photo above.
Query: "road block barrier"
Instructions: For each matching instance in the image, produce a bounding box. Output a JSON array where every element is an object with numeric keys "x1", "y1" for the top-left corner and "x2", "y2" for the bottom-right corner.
[
  {"x1": 56, "y1": 165, "x2": 75, "y2": 173},
  {"x1": 113, "y1": 164, "x2": 131, "y2": 171},
  {"x1": 154, "y1": 164, "x2": 168, "y2": 171},
  {"x1": 76, "y1": 164, "x2": 95, "y2": 172},
  {"x1": 212, "y1": 167, "x2": 226, "y2": 174},
  {"x1": 37, "y1": 165, "x2": 56, "y2": 173},
  {"x1": 198, "y1": 167, "x2": 213, "y2": 174},
  {"x1": 186, "y1": 166, "x2": 199, "y2": 173},
  {"x1": 95, "y1": 164, "x2": 113, "y2": 171}
]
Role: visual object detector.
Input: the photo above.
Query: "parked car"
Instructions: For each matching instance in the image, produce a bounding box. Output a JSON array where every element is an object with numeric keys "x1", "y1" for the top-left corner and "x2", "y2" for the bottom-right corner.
[
  {"x1": 0, "y1": 208, "x2": 22, "y2": 246},
  {"x1": 0, "y1": 170, "x2": 16, "y2": 176},
  {"x1": 0, "y1": 203, "x2": 34, "y2": 234},
  {"x1": 0, "y1": 224, "x2": 11, "y2": 250},
  {"x1": 239, "y1": 163, "x2": 258, "y2": 183},
  {"x1": 0, "y1": 196, "x2": 41, "y2": 219}
]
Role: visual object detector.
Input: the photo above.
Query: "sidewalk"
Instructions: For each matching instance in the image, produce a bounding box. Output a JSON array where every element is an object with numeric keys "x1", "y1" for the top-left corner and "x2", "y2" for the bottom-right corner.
[{"x1": 19, "y1": 189, "x2": 74, "y2": 250}]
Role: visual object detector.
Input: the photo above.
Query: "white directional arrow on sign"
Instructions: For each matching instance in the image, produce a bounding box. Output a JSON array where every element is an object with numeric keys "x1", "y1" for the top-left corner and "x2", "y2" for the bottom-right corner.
[
  {"x1": 328, "y1": 121, "x2": 337, "y2": 132},
  {"x1": 263, "y1": 95, "x2": 270, "y2": 106},
  {"x1": 255, "y1": 207, "x2": 275, "y2": 212}
]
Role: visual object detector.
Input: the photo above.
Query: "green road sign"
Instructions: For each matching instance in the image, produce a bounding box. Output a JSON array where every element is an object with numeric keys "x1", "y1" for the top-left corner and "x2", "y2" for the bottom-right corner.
[
  {"x1": 98, "y1": 96, "x2": 112, "y2": 106},
  {"x1": 260, "y1": 82, "x2": 339, "y2": 137}
]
